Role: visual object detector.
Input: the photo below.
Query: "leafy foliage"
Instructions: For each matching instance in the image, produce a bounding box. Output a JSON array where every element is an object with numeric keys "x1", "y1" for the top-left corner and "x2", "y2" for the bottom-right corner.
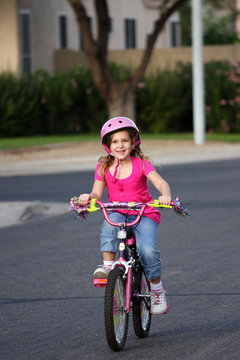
[
  {"x1": 204, "y1": 12, "x2": 238, "y2": 45},
  {"x1": 179, "y1": 1, "x2": 192, "y2": 46},
  {"x1": 0, "y1": 68, "x2": 107, "y2": 137},
  {"x1": 205, "y1": 61, "x2": 240, "y2": 133},
  {"x1": 136, "y1": 63, "x2": 193, "y2": 133},
  {"x1": 1, "y1": 61, "x2": 240, "y2": 137},
  {"x1": 179, "y1": 0, "x2": 238, "y2": 46}
]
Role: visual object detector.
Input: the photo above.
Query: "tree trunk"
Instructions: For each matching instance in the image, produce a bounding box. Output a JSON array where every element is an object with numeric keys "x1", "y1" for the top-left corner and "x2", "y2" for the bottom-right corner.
[
  {"x1": 68, "y1": 0, "x2": 188, "y2": 121},
  {"x1": 107, "y1": 84, "x2": 135, "y2": 119}
]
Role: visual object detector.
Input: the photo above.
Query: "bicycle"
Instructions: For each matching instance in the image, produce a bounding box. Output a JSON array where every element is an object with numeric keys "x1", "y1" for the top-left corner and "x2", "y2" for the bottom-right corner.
[{"x1": 70, "y1": 197, "x2": 190, "y2": 351}]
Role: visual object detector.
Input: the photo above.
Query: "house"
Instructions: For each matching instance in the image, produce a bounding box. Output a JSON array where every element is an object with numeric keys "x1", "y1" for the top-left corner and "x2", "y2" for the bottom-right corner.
[{"x1": 0, "y1": 0, "x2": 180, "y2": 75}]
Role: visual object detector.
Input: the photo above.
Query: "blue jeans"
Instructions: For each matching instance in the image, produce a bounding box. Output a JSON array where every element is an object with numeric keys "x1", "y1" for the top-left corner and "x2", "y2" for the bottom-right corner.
[{"x1": 100, "y1": 212, "x2": 161, "y2": 281}]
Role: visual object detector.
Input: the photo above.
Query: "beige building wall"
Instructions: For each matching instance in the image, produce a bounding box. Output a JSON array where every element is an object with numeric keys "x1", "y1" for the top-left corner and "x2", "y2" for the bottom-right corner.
[
  {"x1": 0, "y1": 0, "x2": 180, "y2": 75},
  {"x1": 54, "y1": 44, "x2": 240, "y2": 73},
  {"x1": 0, "y1": 0, "x2": 19, "y2": 74},
  {"x1": 16, "y1": 0, "x2": 179, "y2": 74}
]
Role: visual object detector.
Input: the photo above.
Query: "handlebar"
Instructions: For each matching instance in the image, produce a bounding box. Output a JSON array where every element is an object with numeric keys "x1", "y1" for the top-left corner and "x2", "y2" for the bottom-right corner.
[
  {"x1": 89, "y1": 199, "x2": 149, "y2": 227},
  {"x1": 69, "y1": 196, "x2": 190, "y2": 223}
]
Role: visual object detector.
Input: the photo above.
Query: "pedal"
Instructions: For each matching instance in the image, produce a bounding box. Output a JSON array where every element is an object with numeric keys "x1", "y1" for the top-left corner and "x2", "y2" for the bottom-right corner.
[{"x1": 93, "y1": 278, "x2": 107, "y2": 287}]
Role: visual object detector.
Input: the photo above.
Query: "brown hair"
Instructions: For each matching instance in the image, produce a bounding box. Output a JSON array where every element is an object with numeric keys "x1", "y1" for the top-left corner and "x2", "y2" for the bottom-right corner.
[{"x1": 98, "y1": 128, "x2": 151, "y2": 181}]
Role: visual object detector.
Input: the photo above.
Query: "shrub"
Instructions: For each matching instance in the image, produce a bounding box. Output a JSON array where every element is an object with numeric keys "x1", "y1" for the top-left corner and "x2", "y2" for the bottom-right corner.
[
  {"x1": 137, "y1": 61, "x2": 240, "y2": 134},
  {"x1": 0, "y1": 73, "x2": 41, "y2": 136},
  {"x1": 1, "y1": 61, "x2": 240, "y2": 137},
  {"x1": 205, "y1": 61, "x2": 240, "y2": 133},
  {"x1": 135, "y1": 63, "x2": 193, "y2": 133},
  {"x1": 32, "y1": 68, "x2": 107, "y2": 134},
  {"x1": 0, "y1": 68, "x2": 107, "y2": 137}
]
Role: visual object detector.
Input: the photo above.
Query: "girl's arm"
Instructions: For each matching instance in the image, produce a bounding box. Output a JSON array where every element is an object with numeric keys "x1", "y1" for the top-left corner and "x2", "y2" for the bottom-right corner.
[
  {"x1": 147, "y1": 170, "x2": 172, "y2": 205},
  {"x1": 78, "y1": 180, "x2": 105, "y2": 206}
]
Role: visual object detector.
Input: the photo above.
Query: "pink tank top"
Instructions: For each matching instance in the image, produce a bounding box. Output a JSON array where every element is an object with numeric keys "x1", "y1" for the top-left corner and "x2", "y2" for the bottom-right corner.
[{"x1": 95, "y1": 156, "x2": 161, "y2": 224}]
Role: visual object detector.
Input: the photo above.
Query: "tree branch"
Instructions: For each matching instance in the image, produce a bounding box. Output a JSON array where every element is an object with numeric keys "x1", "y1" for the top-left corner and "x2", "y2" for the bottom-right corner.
[
  {"x1": 95, "y1": 0, "x2": 109, "y2": 59},
  {"x1": 67, "y1": 0, "x2": 97, "y2": 54},
  {"x1": 68, "y1": 0, "x2": 113, "y2": 97},
  {"x1": 130, "y1": 0, "x2": 187, "y2": 87}
]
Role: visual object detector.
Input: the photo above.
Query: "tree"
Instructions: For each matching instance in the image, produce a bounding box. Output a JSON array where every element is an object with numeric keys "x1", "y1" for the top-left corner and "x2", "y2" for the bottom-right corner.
[
  {"x1": 205, "y1": 0, "x2": 235, "y2": 11},
  {"x1": 67, "y1": 0, "x2": 187, "y2": 119},
  {"x1": 204, "y1": 12, "x2": 238, "y2": 45},
  {"x1": 179, "y1": 1, "x2": 192, "y2": 45},
  {"x1": 180, "y1": 0, "x2": 238, "y2": 46}
]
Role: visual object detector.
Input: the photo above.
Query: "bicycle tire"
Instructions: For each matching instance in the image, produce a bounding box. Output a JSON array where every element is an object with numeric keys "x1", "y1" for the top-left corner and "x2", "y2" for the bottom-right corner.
[
  {"x1": 132, "y1": 267, "x2": 151, "y2": 338},
  {"x1": 104, "y1": 267, "x2": 129, "y2": 351}
]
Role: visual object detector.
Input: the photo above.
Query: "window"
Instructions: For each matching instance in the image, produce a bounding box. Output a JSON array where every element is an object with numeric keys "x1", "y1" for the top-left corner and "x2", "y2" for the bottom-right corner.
[
  {"x1": 125, "y1": 19, "x2": 136, "y2": 49},
  {"x1": 170, "y1": 21, "x2": 180, "y2": 47},
  {"x1": 59, "y1": 15, "x2": 68, "y2": 49},
  {"x1": 19, "y1": 11, "x2": 31, "y2": 74},
  {"x1": 109, "y1": 17, "x2": 113, "y2": 33}
]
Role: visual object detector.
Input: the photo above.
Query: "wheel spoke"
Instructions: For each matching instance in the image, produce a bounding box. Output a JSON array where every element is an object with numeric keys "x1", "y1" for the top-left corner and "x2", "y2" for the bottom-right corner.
[
  {"x1": 114, "y1": 278, "x2": 126, "y2": 343},
  {"x1": 132, "y1": 269, "x2": 151, "y2": 338}
]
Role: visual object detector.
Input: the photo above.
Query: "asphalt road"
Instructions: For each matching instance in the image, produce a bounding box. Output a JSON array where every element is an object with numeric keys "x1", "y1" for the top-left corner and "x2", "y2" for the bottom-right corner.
[{"x1": 0, "y1": 160, "x2": 240, "y2": 360}]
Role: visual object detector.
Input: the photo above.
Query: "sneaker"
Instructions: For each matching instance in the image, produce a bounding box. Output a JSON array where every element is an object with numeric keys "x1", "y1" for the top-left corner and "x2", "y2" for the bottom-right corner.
[
  {"x1": 150, "y1": 290, "x2": 168, "y2": 315},
  {"x1": 93, "y1": 265, "x2": 112, "y2": 279}
]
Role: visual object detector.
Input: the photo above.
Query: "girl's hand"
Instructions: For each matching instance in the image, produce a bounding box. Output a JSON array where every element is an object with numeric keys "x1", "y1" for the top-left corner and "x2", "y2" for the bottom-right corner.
[
  {"x1": 78, "y1": 193, "x2": 91, "y2": 206},
  {"x1": 159, "y1": 195, "x2": 171, "y2": 206}
]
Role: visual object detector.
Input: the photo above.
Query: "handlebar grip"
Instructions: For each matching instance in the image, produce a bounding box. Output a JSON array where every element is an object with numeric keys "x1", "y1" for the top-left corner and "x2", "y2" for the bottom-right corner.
[
  {"x1": 69, "y1": 197, "x2": 190, "y2": 219},
  {"x1": 88, "y1": 198, "x2": 98, "y2": 212}
]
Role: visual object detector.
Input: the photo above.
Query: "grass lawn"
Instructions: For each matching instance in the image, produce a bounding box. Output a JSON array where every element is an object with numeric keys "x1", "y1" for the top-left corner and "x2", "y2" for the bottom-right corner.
[
  {"x1": 0, "y1": 134, "x2": 99, "y2": 150},
  {"x1": 0, "y1": 133, "x2": 239, "y2": 151}
]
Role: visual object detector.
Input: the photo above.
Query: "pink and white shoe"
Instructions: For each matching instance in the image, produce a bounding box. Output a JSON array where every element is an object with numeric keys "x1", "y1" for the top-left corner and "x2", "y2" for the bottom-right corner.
[
  {"x1": 150, "y1": 290, "x2": 169, "y2": 314},
  {"x1": 93, "y1": 265, "x2": 111, "y2": 288}
]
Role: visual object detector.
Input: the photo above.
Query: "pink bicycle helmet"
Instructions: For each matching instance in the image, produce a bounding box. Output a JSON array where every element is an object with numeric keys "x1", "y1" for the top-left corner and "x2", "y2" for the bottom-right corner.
[{"x1": 101, "y1": 117, "x2": 141, "y2": 154}]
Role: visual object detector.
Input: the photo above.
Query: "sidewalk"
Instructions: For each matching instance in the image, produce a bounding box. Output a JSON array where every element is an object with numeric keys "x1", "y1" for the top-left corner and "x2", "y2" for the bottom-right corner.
[
  {"x1": 0, "y1": 140, "x2": 240, "y2": 229},
  {"x1": 1, "y1": 140, "x2": 240, "y2": 177}
]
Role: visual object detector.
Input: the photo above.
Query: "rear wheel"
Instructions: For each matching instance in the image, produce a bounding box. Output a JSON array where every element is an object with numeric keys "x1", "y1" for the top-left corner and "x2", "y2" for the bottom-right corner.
[
  {"x1": 132, "y1": 268, "x2": 151, "y2": 338},
  {"x1": 104, "y1": 267, "x2": 129, "y2": 351}
]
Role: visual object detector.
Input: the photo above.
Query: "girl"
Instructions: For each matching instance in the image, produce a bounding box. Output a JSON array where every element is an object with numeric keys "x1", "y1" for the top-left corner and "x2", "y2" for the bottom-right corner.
[{"x1": 78, "y1": 117, "x2": 171, "y2": 314}]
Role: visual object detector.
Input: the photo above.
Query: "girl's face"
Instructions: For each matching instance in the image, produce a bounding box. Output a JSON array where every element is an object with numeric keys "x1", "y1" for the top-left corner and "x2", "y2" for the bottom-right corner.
[{"x1": 110, "y1": 130, "x2": 133, "y2": 161}]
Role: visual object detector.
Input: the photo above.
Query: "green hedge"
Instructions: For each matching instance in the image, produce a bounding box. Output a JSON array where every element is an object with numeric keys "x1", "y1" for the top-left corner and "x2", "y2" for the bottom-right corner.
[
  {"x1": 135, "y1": 63, "x2": 192, "y2": 133},
  {"x1": 1, "y1": 61, "x2": 240, "y2": 137},
  {"x1": 204, "y1": 61, "x2": 240, "y2": 133},
  {"x1": 0, "y1": 68, "x2": 107, "y2": 137}
]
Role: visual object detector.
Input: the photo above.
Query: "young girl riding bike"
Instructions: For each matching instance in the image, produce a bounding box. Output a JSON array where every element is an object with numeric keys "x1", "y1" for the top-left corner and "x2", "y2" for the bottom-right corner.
[{"x1": 78, "y1": 117, "x2": 172, "y2": 314}]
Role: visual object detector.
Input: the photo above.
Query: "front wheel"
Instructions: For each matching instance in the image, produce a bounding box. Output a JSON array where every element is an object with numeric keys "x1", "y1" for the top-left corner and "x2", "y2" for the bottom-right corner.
[
  {"x1": 104, "y1": 267, "x2": 129, "y2": 351},
  {"x1": 132, "y1": 268, "x2": 151, "y2": 338}
]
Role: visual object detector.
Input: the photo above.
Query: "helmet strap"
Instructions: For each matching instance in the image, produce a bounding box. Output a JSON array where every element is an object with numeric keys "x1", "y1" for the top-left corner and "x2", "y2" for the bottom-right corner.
[
  {"x1": 135, "y1": 132, "x2": 140, "y2": 146},
  {"x1": 103, "y1": 144, "x2": 112, "y2": 155},
  {"x1": 112, "y1": 159, "x2": 120, "y2": 183}
]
